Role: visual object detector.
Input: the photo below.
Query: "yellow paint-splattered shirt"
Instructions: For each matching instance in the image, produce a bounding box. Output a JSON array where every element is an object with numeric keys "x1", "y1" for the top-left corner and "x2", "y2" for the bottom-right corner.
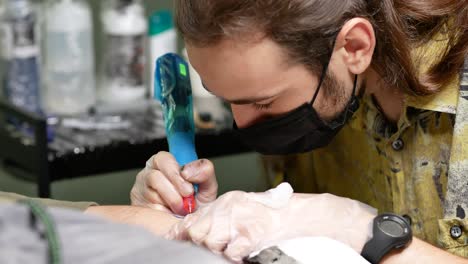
[{"x1": 262, "y1": 46, "x2": 468, "y2": 256}]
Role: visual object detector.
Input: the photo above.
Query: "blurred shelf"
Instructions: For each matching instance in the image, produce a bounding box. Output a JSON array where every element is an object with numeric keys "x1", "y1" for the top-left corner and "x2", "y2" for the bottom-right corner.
[{"x1": 0, "y1": 98, "x2": 251, "y2": 198}]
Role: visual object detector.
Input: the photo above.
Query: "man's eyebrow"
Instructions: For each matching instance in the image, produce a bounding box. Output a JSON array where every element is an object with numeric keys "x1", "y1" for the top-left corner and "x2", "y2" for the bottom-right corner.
[{"x1": 202, "y1": 82, "x2": 276, "y2": 105}]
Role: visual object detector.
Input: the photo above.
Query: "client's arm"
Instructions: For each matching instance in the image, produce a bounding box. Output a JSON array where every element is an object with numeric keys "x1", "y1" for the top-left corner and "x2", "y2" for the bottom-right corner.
[
  {"x1": 85, "y1": 206, "x2": 180, "y2": 236},
  {"x1": 0, "y1": 191, "x2": 180, "y2": 237}
]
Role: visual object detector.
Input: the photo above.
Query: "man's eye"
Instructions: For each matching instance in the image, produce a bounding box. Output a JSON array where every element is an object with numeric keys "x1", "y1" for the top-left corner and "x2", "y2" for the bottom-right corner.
[{"x1": 253, "y1": 102, "x2": 273, "y2": 110}]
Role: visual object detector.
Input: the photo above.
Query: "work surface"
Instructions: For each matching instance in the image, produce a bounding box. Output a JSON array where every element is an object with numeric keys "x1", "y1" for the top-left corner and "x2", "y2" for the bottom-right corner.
[
  {"x1": 0, "y1": 100, "x2": 250, "y2": 187},
  {"x1": 248, "y1": 237, "x2": 369, "y2": 264}
]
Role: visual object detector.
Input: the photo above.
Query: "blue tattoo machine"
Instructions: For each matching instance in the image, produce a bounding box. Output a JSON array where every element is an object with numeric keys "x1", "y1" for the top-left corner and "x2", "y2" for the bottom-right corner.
[{"x1": 155, "y1": 53, "x2": 199, "y2": 214}]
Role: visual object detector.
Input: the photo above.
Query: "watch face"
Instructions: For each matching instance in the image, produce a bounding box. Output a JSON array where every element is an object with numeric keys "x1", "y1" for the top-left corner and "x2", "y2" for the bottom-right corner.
[
  {"x1": 378, "y1": 215, "x2": 410, "y2": 238},
  {"x1": 362, "y1": 214, "x2": 413, "y2": 264}
]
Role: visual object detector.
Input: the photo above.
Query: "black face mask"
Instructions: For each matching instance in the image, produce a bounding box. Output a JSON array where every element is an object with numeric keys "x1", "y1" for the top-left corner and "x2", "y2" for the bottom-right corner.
[{"x1": 233, "y1": 62, "x2": 361, "y2": 155}]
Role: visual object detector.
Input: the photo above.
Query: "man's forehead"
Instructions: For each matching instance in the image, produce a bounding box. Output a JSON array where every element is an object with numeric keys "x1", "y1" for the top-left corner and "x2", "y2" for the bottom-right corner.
[{"x1": 186, "y1": 38, "x2": 290, "y2": 100}]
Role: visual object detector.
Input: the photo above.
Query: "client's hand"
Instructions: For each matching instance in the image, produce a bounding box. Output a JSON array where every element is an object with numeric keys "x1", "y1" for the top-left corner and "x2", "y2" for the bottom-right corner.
[{"x1": 167, "y1": 183, "x2": 377, "y2": 263}]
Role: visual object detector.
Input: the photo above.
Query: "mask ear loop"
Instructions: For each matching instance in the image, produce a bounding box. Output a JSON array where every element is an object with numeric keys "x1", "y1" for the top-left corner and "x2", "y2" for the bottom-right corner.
[
  {"x1": 310, "y1": 37, "x2": 338, "y2": 106},
  {"x1": 352, "y1": 74, "x2": 358, "y2": 96}
]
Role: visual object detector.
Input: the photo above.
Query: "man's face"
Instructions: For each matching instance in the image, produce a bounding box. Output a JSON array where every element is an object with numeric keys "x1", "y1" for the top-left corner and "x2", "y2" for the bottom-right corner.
[{"x1": 186, "y1": 37, "x2": 354, "y2": 128}]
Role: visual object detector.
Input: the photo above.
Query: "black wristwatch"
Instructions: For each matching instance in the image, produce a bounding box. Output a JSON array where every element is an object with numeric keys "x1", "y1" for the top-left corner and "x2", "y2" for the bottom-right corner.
[{"x1": 361, "y1": 213, "x2": 412, "y2": 264}]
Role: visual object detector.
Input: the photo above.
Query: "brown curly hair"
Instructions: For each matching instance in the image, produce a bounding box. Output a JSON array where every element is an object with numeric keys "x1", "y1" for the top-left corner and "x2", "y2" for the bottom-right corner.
[{"x1": 175, "y1": 0, "x2": 467, "y2": 95}]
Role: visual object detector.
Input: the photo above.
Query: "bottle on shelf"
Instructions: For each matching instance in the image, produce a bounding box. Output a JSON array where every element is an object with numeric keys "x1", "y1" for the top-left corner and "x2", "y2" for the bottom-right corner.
[
  {"x1": 148, "y1": 10, "x2": 177, "y2": 99},
  {"x1": 182, "y1": 48, "x2": 233, "y2": 131},
  {"x1": 42, "y1": 0, "x2": 95, "y2": 116},
  {"x1": 0, "y1": 1, "x2": 4, "y2": 100},
  {"x1": 99, "y1": 0, "x2": 148, "y2": 107},
  {"x1": 0, "y1": 0, "x2": 42, "y2": 114}
]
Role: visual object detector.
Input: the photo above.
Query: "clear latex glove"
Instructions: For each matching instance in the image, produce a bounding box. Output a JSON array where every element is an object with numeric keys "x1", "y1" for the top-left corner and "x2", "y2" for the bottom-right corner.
[
  {"x1": 166, "y1": 183, "x2": 377, "y2": 263},
  {"x1": 130, "y1": 152, "x2": 218, "y2": 216}
]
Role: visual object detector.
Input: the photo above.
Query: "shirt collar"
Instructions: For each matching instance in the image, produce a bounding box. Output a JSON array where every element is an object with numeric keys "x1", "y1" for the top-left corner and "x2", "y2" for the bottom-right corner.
[{"x1": 404, "y1": 76, "x2": 459, "y2": 114}]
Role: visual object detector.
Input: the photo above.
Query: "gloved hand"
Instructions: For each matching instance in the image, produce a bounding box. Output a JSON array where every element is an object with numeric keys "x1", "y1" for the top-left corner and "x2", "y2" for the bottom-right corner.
[
  {"x1": 166, "y1": 183, "x2": 377, "y2": 263},
  {"x1": 130, "y1": 151, "x2": 218, "y2": 216}
]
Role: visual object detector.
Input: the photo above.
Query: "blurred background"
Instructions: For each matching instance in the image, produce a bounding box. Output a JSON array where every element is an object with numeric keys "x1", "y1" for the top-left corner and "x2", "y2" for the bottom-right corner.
[{"x1": 0, "y1": 0, "x2": 266, "y2": 205}]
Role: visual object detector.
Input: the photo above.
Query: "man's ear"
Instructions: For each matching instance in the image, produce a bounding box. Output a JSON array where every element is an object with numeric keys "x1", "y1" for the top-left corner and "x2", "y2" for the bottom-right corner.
[{"x1": 336, "y1": 18, "x2": 376, "y2": 75}]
